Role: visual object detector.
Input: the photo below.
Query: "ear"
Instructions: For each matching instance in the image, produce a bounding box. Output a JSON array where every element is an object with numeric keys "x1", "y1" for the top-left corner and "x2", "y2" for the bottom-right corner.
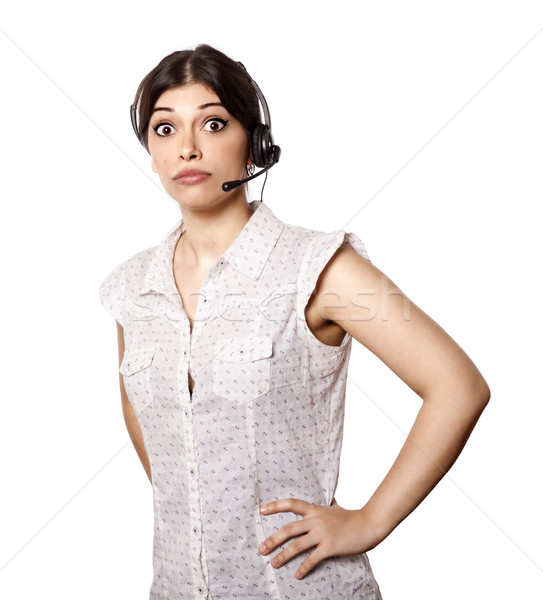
[
  {"x1": 151, "y1": 156, "x2": 158, "y2": 173},
  {"x1": 247, "y1": 147, "x2": 254, "y2": 166}
]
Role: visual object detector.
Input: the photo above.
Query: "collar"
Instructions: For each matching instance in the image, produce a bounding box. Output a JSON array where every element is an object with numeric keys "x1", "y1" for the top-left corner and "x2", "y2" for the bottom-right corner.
[{"x1": 135, "y1": 200, "x2": 285, "y2": 299}]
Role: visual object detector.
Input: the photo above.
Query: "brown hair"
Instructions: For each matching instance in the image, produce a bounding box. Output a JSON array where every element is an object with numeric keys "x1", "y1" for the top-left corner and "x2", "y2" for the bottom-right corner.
[{"x1": 132, "y1": 44, "x2": 261, "y2": 153}]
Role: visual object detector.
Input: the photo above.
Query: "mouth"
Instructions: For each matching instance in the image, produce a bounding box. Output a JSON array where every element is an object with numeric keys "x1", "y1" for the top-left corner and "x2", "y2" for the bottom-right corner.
[{"x1": 173, "y1": 169, "x2": 212, "y2": 184}]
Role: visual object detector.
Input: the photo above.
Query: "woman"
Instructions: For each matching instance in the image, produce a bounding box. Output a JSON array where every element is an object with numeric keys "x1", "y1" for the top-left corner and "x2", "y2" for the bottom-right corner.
[{"x1": 99, "y1": 44, "x2": 490, "y2": 599}]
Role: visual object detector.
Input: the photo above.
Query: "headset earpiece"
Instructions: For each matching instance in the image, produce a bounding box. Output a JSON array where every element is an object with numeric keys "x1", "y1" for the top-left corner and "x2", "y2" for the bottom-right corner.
[{"x1": 250, "y1": 123, "x2": 274, "y2": 168}]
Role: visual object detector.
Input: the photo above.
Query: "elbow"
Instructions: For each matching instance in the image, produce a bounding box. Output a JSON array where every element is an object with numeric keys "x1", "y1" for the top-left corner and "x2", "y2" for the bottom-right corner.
[
  {"x1": 457, "y1": 362, "x2": 491, "y2": 413},
  {"x1": 429, "y1": 371, "x2": 491, "y2": 417},
  {"x1": 482, "y1": 380, "x2": 491, "y2": 405},
  {"x1": 470, "y1": 374, "x2": 491, "y2": 416},
  {"x1": 477, "y1": 371, "x2": 491, "y2": 404}
]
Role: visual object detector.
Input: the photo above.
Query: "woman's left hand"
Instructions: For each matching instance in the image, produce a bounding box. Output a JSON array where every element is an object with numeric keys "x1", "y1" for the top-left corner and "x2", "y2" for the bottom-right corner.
[{"x1": 257, "y1": 497, "x2": 384, "y2": 579}]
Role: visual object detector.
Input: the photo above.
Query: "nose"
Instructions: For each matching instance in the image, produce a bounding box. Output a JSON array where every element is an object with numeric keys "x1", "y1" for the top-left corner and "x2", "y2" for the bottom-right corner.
[{"x1": 178, "y1": 130, "x2": 202, "y2": 161}]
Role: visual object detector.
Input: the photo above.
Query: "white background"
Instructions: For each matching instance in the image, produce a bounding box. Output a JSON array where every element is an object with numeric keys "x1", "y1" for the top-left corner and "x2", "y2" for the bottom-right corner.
[{"x1": 1, "y1": 1, "x2": 542, "y2": 598}]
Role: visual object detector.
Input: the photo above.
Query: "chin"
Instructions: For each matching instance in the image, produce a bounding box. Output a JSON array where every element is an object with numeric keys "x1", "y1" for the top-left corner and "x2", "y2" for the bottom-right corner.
[{"x1": 170, "y1": 190, "x2": 226, "y2": 212}]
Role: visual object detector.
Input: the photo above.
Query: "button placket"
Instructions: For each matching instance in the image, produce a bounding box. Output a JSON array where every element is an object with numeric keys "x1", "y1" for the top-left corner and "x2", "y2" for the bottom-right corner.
[
  {"x1": 190, "y1": 274, "x2": 219, "y2": 354},
  {"x1": 182, "y1": 404, "x2": 207, "y2": 594},
  {"x1": 173, "y1": 315, "x2": 208, "y2": 595},
  {"x1": 174, "y1": 298, "x2": 193, "y2": 407}
]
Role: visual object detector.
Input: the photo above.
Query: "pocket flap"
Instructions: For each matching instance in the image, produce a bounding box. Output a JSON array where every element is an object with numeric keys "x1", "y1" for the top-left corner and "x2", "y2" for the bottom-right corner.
[
  {"x1": 119, "y1": 346, "x2": 155, "y2": 376},
  {"x1": 214, "y1": 336, "x2": 273, "y2": 364},
  {"x1": 259, "y1": 282, "x2": 298, "y2": 306}
]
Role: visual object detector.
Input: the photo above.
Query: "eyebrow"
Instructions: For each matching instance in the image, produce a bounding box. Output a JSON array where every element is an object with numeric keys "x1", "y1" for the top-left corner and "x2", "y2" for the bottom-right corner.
[{"x1": 151, "y1": 102, "x2": 226, "y2": 115}]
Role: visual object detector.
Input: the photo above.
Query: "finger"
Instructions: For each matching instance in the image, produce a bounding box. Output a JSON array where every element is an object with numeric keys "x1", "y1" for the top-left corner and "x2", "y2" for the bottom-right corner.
[
  {"x1": 268, "y1": 531, "x2": 319, "y2": 570},
  {"x1": 258, "y1": 519, "x2": 309, "y2": 555},
  {"x1": 294, "y1": 546, "x2": 328, "y2": 580},
  {"x1": 260, "y1": 498, "x2": 311, "y2": 517}
]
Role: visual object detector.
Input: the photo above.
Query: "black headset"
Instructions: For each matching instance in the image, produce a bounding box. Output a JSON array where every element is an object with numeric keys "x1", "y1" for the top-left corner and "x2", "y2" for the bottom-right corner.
[
  {"x1": 130, "y1": 61, "x2": 280, "y2": 191},
  {"x1": 236, "y1": 62, "x2": 280, "y2": 169}
]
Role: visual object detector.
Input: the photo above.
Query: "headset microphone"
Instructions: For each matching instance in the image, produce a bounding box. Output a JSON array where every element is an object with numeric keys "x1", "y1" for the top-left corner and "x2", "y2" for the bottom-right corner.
[{"x1": 222, "y1": 146, "x2": 281, "y2": 192}]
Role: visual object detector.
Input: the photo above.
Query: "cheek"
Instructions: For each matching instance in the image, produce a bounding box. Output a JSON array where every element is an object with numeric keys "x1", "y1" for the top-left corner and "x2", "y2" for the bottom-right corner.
[
  {"x1": 217, "y1": 126, "x2": 250, "y2": 162},
  {"x1": 222, "y1": 138, "x2": 250, "y2": 166}
]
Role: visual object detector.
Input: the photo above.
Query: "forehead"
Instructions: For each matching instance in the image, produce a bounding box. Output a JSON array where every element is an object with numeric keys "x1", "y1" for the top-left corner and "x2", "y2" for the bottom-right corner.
[{"x1": 153, "y1": 83, "x2": 222, "y2": 112}]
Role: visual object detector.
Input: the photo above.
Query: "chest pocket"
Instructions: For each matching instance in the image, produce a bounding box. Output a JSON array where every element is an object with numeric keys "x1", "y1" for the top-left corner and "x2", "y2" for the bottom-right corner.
[
  {"x1": 119, "y1": 346, "x2": 155, "y2": 415},
  {"x1": 212, "y1": 336, "x2": 273, "y2": 404}
]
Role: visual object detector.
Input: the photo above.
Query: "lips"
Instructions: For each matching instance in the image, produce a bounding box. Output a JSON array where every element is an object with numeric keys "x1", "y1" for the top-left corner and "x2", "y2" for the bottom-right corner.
[{"x1": 173, "y1": 168, "x2": 211, "y2": 184}]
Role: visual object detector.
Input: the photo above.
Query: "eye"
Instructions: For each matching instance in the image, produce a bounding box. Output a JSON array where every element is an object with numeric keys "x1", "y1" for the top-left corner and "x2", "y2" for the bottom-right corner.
[
  {"x1": 203, "y1": 118, "x2": 228, "y2": 132},
  {"x1": 153, "y1": 123, "x2": 176, "y2": 137}
]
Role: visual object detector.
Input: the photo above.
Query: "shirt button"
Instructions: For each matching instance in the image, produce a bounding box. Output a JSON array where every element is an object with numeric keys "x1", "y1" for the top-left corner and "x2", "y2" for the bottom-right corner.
[
  {"x1": 193, "y1": 527, "x2": 197, "y2": 534},
  {"x1": 189, "y1": 469, "x2": 195, "y2": 476},
  {"x1": 197, "y1": 587, "x2": 204, "y2": 594}
]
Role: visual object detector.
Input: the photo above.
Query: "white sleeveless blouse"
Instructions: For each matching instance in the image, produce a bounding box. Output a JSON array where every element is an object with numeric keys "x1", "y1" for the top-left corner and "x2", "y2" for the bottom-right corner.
[{"x1": 99, "y1": 200, "x2": 382, "y2": 600}]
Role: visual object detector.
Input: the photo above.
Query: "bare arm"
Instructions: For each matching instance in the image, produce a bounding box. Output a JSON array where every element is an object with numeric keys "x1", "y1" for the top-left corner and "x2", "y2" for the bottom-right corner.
[
  {"x1": 258, "y1": 246, "x2": 490, "y2": 578},
  {"x1": 324, "y1": 246, "x2": 490, "y2": 535},
  {"x1": 117, "y1": 322, "x2": 152, "y2": 484}
]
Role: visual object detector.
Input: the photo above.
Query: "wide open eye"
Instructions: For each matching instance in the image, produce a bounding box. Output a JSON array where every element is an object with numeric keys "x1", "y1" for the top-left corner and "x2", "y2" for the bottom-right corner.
[
  {"x1": 153, "y1": 123, "x2": 176, "y2": 137},
  {"x1": 203, "y1": 118, "x2": 228, "y2": 132}
]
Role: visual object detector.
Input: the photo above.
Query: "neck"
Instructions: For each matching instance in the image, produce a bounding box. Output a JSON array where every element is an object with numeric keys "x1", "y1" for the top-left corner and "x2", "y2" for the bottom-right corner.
[{"x1": 176, "y1": 196, "x2": 256, "y2": 269}]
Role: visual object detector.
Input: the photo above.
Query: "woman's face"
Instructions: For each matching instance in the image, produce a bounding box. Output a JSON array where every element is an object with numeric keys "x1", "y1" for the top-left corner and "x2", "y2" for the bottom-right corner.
[{"x1": 148, "y1": 83, "x2": 250, "y2": 210}]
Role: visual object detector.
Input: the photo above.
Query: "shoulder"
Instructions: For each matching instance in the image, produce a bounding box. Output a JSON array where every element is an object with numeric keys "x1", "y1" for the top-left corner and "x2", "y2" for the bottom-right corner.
[
  {"x1": 99, "y1": 245, "x2": 157, "y2": 290},
  {"x1": 277, "y1": 221, "x2": 328, "y2": 249},
  {"x1": 307, "y1": 232, "x2": 382, "y2": 328},
  {"x1": 318, "y1": 241, "x2": 375, "y2": 290},
  {"x1": 98, "y1": 245, "x2": 159, "y2": 328},
  {"x1": 278, "y1": 221, "x2": 364, "y2": 265},
  {"x1": 281, "y1": 220, "x2": 372, "y2": 297}
]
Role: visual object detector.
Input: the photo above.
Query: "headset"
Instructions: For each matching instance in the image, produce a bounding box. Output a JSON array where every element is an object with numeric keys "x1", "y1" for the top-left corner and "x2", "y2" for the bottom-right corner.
[{"x1": 130, "y1": 61, "x2": 281, "y2": 192}]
